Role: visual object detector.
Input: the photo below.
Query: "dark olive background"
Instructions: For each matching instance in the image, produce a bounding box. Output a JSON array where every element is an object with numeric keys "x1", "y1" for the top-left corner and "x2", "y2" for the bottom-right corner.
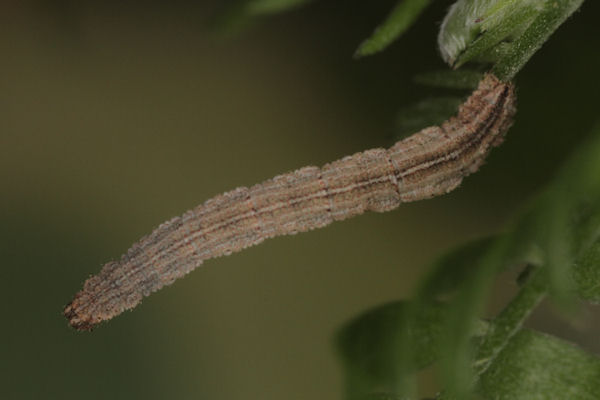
[{"x1": 2, "y1": 1, "x2": 600, "y2": 399}]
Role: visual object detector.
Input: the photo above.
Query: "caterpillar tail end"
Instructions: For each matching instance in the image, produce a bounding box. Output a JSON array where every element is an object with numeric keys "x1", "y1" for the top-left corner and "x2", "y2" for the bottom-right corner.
[{"x1": 64, "y1": 292, "x2": 100, "y2": 332}]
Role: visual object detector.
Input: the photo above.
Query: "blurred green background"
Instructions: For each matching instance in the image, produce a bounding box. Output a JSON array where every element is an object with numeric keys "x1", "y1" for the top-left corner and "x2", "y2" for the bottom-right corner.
[{"x1": 2, "y1": 1, "x2": 600, "y2": 399}]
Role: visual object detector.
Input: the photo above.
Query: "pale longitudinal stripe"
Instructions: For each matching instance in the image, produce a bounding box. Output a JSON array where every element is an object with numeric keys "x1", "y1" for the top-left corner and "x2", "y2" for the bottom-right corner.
[{"x1": 65, "y1": 73, "x2": 517, "y2": 331}]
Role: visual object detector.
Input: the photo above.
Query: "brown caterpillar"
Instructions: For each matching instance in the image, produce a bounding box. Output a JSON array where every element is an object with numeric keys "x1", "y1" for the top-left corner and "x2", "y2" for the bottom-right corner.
[{"x1": 65, "y1": 73, "x2": 516, "y2": 331}]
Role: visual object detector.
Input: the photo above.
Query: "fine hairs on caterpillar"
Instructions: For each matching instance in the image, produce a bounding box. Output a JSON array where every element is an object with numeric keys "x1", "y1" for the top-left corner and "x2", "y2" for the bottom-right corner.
[{"x1": 65, "y1": 73, "x2": 517, "y2": 331}]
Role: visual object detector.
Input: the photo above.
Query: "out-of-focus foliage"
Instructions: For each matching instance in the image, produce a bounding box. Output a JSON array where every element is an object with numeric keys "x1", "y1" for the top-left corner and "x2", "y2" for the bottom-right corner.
[
  {"x1": 395, "y1": 97, "x2": 463, "y2": 139},
  {"x1": 213, "y1": 0, "x2": 315, "y2": 31},
  {"x1": 354, "y1": 0, "x2": 433, "y2": 57},
  {"x1": 337, "y1": 122, "x2": 600, "y2": 398},
  {"x1": 478, "y1": 329, "x2": 600, "y2": 400},
  {"x1": 243, "y1": 0, "x2": 314, "y2": 15},
  {"x1": 412, "y1": 69, "x2": 484, "y2": 90}
]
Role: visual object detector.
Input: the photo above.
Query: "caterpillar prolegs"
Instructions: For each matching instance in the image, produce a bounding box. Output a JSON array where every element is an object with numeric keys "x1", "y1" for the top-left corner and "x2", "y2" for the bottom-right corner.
[{"x1": 65, "y1": 73, "x2": 516, "y2": 331}]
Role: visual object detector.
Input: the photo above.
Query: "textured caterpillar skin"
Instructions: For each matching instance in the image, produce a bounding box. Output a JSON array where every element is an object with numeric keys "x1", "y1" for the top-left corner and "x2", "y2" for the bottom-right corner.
[{"x1": 65, "y1": 73, "x2": 516, "y2": 331}]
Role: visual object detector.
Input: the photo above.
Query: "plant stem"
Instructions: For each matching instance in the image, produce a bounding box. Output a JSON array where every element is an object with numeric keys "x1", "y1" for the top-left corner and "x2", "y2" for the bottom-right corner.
[
  {"x1": 473, "y1": 265, "x2": 548, "y2": 376},
  {"x1": 435, "y1": 266, "x2": 548, "y2": 400}
]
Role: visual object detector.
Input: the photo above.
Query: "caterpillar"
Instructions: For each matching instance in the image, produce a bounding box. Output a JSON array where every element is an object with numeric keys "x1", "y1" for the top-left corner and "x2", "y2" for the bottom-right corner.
[{"x1": 65, "y1": 73, "x2": 516, "y2": 331}]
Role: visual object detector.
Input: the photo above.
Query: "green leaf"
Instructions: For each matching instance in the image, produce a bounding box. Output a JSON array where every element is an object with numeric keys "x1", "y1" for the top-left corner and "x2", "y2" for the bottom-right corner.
[
  {"x1": 336, "y1": 301, "x2": 489, "y2": 400},
  {"x1": 478, "y1": 329, "x2": 600, "y2": 399},
  {"x1": 355, "y1": 0, "x2": 433, "y2": 58},
  {"x1": 337, "y1": 295, "x2": 600, "y2": 400},
  {"x1": 335, "y1": 237, "x2": 503, "y2": 399},
  {"x1": 454, "y1": 2, "x2": 544, "y2": 69},
  {"x1": 572, "y1": 238, "x2": 600, "y2": 303},
  {"x1": 438, "y1": 0, "x2": 585, "y2": 79},
  {"x1": 244, "y1": 0, "x2": 314, "y2": 15},
  {"x1": 212, "y1": 0, "x2": 315, "y2": 33},
  {"x1": 438, "y1": 0, "x2": 544, "y2": 66},
  {"x1": 492, "y1": 0, "x2": 586, "y2": 80}
]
